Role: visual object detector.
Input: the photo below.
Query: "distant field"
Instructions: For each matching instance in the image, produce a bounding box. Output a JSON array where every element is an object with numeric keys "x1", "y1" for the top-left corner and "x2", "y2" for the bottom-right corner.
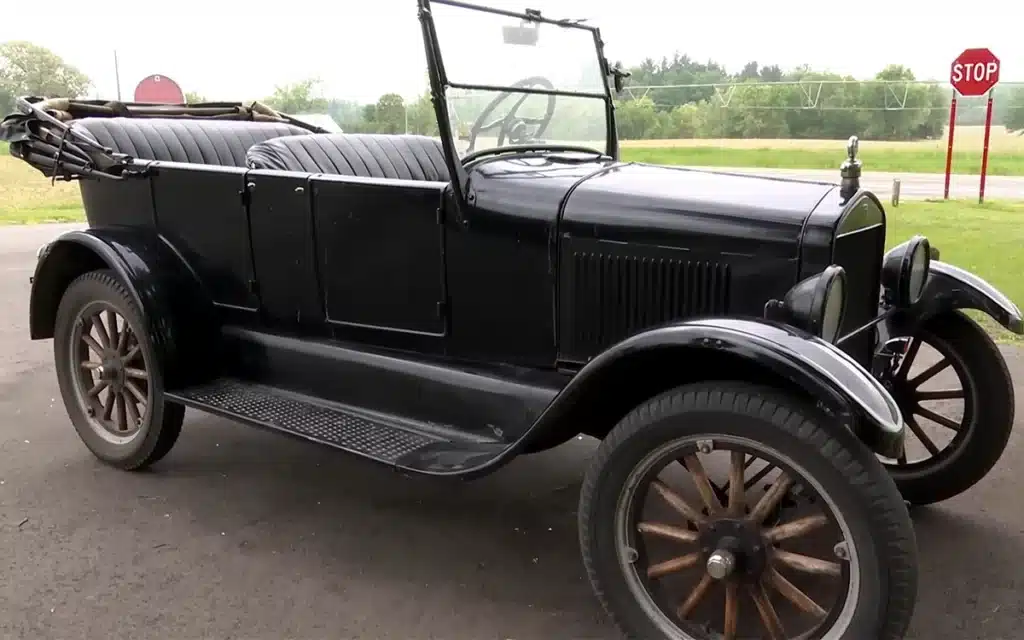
[{"x1": 619, "y1": 126, "x2": 1024, "y2": 176}]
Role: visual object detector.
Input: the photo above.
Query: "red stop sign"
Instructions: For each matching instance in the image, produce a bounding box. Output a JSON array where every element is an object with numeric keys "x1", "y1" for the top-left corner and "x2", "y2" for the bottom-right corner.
[{"x1": 950, "y1": 48, "x2": 1000, "y2": 97}]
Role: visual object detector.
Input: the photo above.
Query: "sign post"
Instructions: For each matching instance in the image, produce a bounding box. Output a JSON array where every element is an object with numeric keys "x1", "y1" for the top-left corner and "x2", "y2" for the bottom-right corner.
[{"x1": 948, "y1": 48, "x2": 1001, "y2": 201}]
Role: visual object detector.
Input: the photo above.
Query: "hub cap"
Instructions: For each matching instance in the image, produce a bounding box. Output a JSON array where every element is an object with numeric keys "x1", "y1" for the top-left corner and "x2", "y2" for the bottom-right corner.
[
  {"x1": 70, "y1": 303, "x2": 150, "y2": 443},
  {"x1": 617, "y1": 437, "x2": 857, "y2": 639}
]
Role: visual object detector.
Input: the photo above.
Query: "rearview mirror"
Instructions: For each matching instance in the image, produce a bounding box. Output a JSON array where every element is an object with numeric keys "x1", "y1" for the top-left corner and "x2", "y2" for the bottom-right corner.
[{"x1": 503, "y1": 22, "x2": 539, "y2": 46}]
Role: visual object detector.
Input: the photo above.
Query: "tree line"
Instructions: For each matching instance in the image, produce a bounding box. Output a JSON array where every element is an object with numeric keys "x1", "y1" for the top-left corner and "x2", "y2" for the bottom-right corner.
[{"x1": 4, "y1": 41, "x2": 1024, "y2": 142}]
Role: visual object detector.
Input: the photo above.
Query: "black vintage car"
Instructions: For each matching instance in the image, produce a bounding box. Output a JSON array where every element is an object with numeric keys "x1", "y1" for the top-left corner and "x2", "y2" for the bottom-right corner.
[{"x1": 3, "y1": 1, "x2": 1021, "y2": 637}]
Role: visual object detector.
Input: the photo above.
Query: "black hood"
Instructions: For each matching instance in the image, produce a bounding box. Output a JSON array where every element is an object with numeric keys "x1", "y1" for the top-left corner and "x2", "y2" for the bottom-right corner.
[{"x1": 560, "y1": 162, "x2": 839, "y2": 259}]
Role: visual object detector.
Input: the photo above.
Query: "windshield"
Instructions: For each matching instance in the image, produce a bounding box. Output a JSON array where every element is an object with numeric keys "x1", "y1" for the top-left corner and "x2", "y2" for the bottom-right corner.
[{"x1": 429, "y1": 0, "x2": 610, "y2": 157}]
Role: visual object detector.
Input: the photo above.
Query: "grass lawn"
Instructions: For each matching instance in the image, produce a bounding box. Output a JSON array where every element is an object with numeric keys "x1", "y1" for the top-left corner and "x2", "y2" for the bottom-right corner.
[
  {"x1": 884, "y1": 199, "x2": 1024, "y2": 342},
  {"x1": 0, "y1": 141, "x2": 83, "y2": 224},
  {"x1": 619, "y1": 126, "x2": 1024, "y2": 176}
]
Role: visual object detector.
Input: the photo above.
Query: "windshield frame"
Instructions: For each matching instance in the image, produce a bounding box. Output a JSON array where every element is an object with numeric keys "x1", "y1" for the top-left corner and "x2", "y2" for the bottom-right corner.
[{"x1": 417, "y1": 0, "x2": 618, "y2": 195}]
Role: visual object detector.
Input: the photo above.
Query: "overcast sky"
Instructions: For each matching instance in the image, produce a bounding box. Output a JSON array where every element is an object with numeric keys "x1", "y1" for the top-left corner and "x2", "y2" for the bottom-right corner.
[{"x1": 3, "y1": 0, "x2": 1019, "y2": 104}]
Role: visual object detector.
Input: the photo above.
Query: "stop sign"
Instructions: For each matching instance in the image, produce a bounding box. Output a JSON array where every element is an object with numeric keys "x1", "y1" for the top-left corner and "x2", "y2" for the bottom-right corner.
[{"x1": 950, "y1": 48, "x2": 1000, "y2": 96}]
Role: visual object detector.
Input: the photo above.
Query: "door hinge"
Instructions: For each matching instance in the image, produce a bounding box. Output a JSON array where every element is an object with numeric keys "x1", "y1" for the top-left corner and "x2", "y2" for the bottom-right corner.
[
  {"x1": 239, "y1": 181, "x2": 254, "y2": 206},
  {"x1": 436, "y1": 300, "x2": 446, "y2": 318},
  {"x1": 436, "y1": 206, "x2": 444, "y2": 224},
  {"x1": 248, "y1": 279, "x2": 260, "y2": 295}
]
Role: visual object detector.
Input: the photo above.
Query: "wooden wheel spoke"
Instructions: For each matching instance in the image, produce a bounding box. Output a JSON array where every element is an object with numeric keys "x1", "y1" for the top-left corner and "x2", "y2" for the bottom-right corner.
[
  {"x1": 767, "y1": 567, "x2": 827, "y2": 618},
  {"x1": 105, "y1": 310, "x2": 120, "y2": 349},
  {"x1": 906, "y1": 416, "x2": 941, "y2": 456},
  {"x1": 650, "y1": 480, "x2": 706, "y2": 525},
  {"x1": 909, "y1": 358, "x2": 950, "y2": 387},
  {"x1": 683, "y1": 454, "x2": 722, "y2": 514},
  {"x1": 647, "y1": 552, "x2": 701, "y2": 579},
  {"x1": 124, "y1": 367, "x2": 149, "y2": 381},
  {"x1": 723, "y1": 582, "x2": 739, "y2": 640},
  {"x1": 102, "y1": 390, "x2": 116, "y2": 421},
  {"x1": 917, "y1": 388, "x2": 964, "y2": 401},
  {"x1": 743, "y1": 462, "x2": 776, "y2": 491},
  {"x1": 125, "y1": 380, "x2": 147, "y2": 406},
  {"x1": 748, "y1": 581, "x2": 786, "y2": 639},
  {"x1": 123, "y1": 391, "x2": 141, "y2": 427},
  {"x1": 115, "y1": 319, "x2": 130, "y2": 354},
  {"x1": 915, "y1": 406, "x2": 961, "y2": 431},
  {"x1": 86, "y1": 380, "x2": 108, "y2": 398},
  {"x1": 637, "y1": 522, "x2": 699, "y2": 544},
  {"x1": 80, "y1": 360, "x2": 101, "y2": 371},
  {"x1": 82, "y1": 334, "x2": 105, "y2": 357},
  {"x1": 677, "y1": 574, "x2": 713, "y2": 620},
  {"x1": 749, "y1": 473, "x2": 792, "y2": 523},
  {"x1": 114, "y1": 392, "x2": 128, "y2": 431},
  {"x1": 123, "y1": 344, "x2": 141, "y2": 364},
  {"x1": 764, "y1": 513, "x2": 829, "y2": 543},
  {"x1": 773, "y1": 548, "x2": 842, "y2": 577},
  {"x1": 90, "y1": 314, "x2": 110, "y2": 349},
  {"x1": 727, "y1": 451, "x2": 746, "y2": 516},
  {"x1": 897, "y1": 337, "x2": 922, "y2": 379}
]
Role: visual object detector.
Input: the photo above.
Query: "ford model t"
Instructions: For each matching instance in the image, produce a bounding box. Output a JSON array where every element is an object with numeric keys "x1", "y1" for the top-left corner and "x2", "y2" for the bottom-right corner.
[{"x1": 3, "y1": 1, "x2": 1021, "y2": 637}]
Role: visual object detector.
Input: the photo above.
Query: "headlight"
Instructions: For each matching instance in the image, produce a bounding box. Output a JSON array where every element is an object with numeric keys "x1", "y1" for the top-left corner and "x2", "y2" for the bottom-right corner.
[
  {"x1": 881, "y1": 235, "x2": 931, "y2": 307},
  {"x1": 781, "y1": 265, "x2": 848, "y2": 343}
]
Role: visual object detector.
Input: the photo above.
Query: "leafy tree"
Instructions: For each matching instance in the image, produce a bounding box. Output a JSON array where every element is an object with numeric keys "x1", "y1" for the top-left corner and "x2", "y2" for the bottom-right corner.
[
  {"x1": 1005, "y1": 87, "x2": 1024, "y2": 134},
  {"x1": 184, "y1": 91, "x2": 206, "y2": 104},
  {"x1": 0, "y1": 41, "x2": 91, "y2": 114},
  {"x1": 263, "y1": 78, "x2": 328, "y2": 113}
]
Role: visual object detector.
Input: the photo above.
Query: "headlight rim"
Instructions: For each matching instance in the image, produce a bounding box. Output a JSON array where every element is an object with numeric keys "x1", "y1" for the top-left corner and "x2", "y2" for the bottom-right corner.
[
  {"x1": 882, "y1": 234, "x2": 931, "y2": 307},
  {"x1": 781, "y1": 264, "x2": 849, "y2": 344}
]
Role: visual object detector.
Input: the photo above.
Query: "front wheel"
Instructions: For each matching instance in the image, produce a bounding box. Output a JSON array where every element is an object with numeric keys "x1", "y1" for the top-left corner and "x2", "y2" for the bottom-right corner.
[
  {"x1": 877, "y1": 310, "x2": 1014, "y2": 505},
  {"x1": 579, "y1": 382, "x2": 917, "y2": 640}
]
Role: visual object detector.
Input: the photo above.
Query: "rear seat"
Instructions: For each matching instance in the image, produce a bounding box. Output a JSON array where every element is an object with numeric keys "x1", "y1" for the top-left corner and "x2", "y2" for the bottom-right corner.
[
  {"x1": 70, "y1": 117, "x2": 310, "y2": 167},
  {"x1": 246, "y1": 133, "x2": 451, "y2": 182}
]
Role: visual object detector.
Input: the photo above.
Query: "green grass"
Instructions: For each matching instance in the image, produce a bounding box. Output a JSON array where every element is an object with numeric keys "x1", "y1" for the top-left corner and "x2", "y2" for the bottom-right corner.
[
  {"x1": 620, "y1": 146, "x2": 1024, "y2": 176},
  {"x1": 0, "y1": 141, "x2": 85, "y2": 224},
  {"x1": 884, "y1": 199, "x2": 1024, "y2": 342}
]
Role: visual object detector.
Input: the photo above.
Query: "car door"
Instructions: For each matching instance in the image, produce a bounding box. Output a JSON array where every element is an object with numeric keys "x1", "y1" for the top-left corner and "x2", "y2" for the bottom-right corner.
[{"x1": 311, "y1": 174, "x2": 448, "y2": 341}]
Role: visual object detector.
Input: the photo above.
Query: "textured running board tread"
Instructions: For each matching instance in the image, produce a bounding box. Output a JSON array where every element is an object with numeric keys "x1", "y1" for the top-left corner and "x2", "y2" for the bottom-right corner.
[{"x1": 167, "y1": 379, "x2": 444, "y2": 464}]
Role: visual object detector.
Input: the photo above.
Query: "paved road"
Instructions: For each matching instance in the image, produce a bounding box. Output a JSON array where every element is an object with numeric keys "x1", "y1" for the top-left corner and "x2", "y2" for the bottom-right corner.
[
  {"x1": 2, "y1": 224, "x2": 1024, "y2": 639},
  {"x1": 690, "y1": 167, "x2": 1024, "y2": 201}
]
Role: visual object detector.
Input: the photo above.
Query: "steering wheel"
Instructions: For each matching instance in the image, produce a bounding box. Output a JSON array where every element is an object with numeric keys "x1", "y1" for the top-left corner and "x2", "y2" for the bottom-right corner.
[{"x1": 465, "y1": 76, "x2": 557, "y2": 154}]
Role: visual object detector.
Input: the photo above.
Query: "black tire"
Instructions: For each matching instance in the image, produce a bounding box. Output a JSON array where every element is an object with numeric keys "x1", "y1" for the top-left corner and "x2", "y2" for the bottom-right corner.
[
  {"x1": 882, "y1": 310, "x2": 1015, "y2": 506},
  {"x1": 579, "y1": 381, "x2": 917, "y2": 640},
  {"x1": 53, "y1": 269, "x2": 185, "y2": 470}
]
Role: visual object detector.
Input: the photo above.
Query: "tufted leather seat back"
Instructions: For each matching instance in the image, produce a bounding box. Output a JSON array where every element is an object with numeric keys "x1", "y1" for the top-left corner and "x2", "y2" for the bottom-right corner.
[
  {"x1": 246, "y1": 133, "x2": 451, "y2": 182},
  {"x1": 70, "y1": 117, "x2": 310, "y2": 167}
]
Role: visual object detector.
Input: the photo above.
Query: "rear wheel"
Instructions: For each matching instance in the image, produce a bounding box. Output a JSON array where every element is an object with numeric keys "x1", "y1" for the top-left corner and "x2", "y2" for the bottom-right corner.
[
  {"x1": 53, "y1": 269, "x2": 185, "y2": 470},
  {"x1": 579, "y1": 382, "x2": 917, "y2": 640},
  {"x1": 877, "y1": 311, "x2": 1014, "y2": 505}
]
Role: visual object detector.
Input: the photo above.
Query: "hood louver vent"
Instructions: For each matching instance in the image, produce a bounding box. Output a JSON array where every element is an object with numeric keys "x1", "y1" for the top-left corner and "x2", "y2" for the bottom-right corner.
[{"x1": 560, "y1": 250, "x2": 732, "y2": 360}]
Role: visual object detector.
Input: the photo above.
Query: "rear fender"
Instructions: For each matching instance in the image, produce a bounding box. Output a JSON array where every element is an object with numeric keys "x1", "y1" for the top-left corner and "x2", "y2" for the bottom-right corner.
[
  {"x1": 886, "y1": 260, "x2": 1024, "y2": 336},
  {"x1": 526, "y1": 318, "x2": 905, "y2": 459},
  {"x1": 30, "y1": 227, "x2": 220, "y2": 387}
]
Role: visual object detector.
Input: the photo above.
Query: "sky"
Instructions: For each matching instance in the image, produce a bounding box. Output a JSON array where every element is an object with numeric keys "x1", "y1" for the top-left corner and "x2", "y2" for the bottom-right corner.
[{"x1": 2, "y1": 0, "x2": 1020, "y2": 104}]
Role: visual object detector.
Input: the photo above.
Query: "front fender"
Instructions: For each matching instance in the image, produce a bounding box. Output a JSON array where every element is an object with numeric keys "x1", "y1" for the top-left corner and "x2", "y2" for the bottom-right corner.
[
  {"x1": 888, "y1": 260, "x2": 1024, "y2": 335},
  {"x1": 527, "y1": 317, "x2": 905, "y2": 459},
  {"x1": 30, "y1": 226, "x2": 219, "y2": 387}
]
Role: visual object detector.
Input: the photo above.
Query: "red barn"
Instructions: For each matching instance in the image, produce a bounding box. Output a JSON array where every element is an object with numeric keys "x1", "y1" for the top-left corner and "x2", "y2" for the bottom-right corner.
[{"x1": 133, "y1": 74, "x2": 185, "y2": 104}]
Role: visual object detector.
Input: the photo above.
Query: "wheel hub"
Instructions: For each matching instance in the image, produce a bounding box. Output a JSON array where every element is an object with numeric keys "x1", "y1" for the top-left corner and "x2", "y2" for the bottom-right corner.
[{"x1": 698, "y1": 518, "x2": 767, "y2": 581}]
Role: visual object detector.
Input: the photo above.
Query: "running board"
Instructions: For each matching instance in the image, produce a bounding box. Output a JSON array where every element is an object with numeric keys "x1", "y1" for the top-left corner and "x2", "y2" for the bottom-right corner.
[{"x1": 166, "y1": 378, "x2": 509, "y2": 476}]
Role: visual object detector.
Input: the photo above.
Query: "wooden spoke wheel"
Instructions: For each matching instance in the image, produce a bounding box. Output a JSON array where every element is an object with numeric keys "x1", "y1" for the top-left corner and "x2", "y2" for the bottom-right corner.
[
  {"x1": 54, "y1": 269, "x2": 185, "y2": 470},
  {"x1": 579, "y1": 382, "x2": 918, "y2": 640},
  {"x1": 70, "y1": 303, "x2": 150, "y2": 442},
  {"x1": 876, "y1": 311, "x2": 1014, "y2": 505}
]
